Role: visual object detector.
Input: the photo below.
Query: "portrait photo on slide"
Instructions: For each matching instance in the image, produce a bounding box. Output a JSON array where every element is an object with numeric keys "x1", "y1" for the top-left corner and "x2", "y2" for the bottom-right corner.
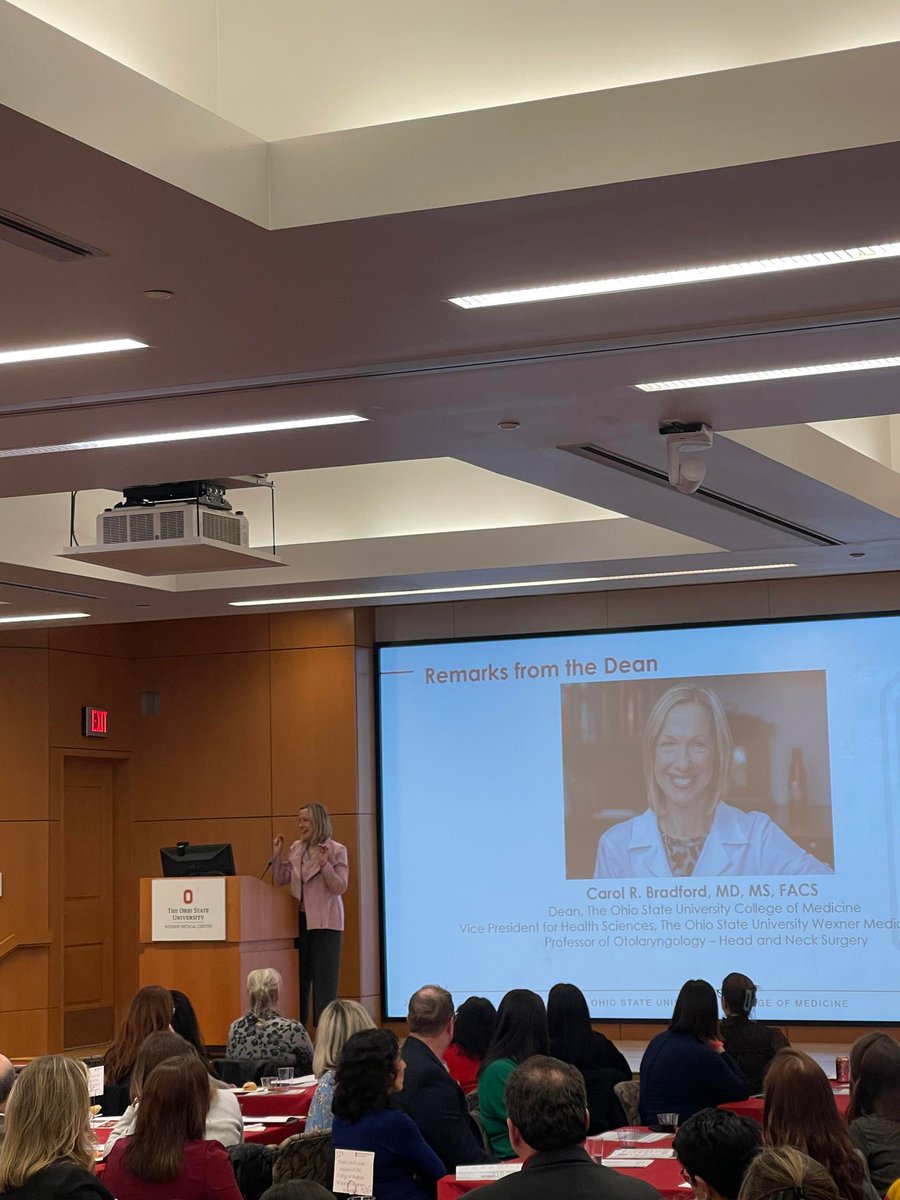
[{"x1": 561, "y1": 670, "x2": 835, "y2": 880}]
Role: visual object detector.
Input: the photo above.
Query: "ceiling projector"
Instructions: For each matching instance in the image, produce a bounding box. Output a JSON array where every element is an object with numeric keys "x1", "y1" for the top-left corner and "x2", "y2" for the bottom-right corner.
[{"x1": 58, "y1": 479, "x2": 284, "y2": 576}]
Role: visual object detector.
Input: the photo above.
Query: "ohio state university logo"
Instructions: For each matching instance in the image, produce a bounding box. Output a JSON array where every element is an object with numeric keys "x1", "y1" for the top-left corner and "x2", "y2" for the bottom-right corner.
[{"x1": 183, "y1": 888, "x2": 193, "y2": 904}]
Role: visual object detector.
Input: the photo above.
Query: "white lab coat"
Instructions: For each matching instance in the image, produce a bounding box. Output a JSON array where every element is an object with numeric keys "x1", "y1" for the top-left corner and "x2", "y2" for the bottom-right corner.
[{"x1": 594, "y1": 801, "x2": 831, "y2": 878}]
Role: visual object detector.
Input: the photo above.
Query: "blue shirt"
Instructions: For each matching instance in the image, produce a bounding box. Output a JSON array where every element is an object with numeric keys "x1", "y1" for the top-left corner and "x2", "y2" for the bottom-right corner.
[
  {"x1": 331, "y1": 1108, "x2": 445, "y2": 1200},
  {"x1": 638, "y1": 1029, "x2": 749, "y2": 1124}
]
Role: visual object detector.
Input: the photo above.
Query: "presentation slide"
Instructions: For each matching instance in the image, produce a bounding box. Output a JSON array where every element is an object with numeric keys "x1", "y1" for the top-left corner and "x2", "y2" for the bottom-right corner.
[{"x1": 378, "y1": 615, "x2": 900, "y2": 1021}]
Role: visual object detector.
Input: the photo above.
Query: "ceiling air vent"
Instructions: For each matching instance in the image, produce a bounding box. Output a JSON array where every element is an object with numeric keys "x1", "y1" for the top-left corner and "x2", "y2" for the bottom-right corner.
[
  {"x1": 562, "y1": 443, "x2": 843, "y2": 548},
  {"x1": 0, "y1": 208, "x2": 106, "y2": 262}
]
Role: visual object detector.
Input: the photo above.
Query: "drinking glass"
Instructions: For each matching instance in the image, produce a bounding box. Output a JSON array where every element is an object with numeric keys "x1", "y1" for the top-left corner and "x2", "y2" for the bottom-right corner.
[
  {"x1": 260, "y1": 1076, "x2": 276, "y2": 1091},
  {"x1": 657, "y1": 1112, "x2": 680, "y2": 1134},
  {"x1": 278, "y1": 1066, "x2": 293, "y2": 1087}
]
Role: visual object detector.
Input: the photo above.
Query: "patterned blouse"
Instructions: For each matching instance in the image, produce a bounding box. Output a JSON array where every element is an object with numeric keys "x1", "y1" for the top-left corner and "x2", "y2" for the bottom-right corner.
[
  {"x1": 306, "y1": 1067, "x2": 335, "y2": 1133},
  {"x1": 225, "y1": 1011, "x2": 314, "y2": 1073},
  {"x1": 661, "y1": 830, "x2": 707, "y2": 877}
]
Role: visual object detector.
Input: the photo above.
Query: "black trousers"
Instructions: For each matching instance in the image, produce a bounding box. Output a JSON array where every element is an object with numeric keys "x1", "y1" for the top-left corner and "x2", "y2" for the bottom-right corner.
[{"x1": 297, "y1": 911, "x2": 342, "y2": 1025}]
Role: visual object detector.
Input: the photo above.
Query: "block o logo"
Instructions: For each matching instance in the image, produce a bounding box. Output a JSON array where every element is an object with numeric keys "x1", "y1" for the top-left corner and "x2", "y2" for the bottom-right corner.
[{"x1": 183, "y1": 888, "x2": 193, "y2": 905}]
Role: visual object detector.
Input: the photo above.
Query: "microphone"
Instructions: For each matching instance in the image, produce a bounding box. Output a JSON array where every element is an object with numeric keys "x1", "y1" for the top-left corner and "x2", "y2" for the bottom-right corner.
[{"x1": 259, "y1": 860, "x2": 271, "y2": 881}]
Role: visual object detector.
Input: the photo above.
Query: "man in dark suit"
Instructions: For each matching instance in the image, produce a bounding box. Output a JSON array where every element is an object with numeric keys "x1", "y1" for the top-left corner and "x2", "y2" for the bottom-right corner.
[
  {"x1": 478, "y1": 1057, "x2": 660, "y2": 1200},
  {"x1": 395, "y1": 984, "x2": 492, "y2": 1172}
]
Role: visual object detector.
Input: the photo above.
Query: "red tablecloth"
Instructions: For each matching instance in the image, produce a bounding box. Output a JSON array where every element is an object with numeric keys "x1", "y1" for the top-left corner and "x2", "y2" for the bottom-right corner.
[
  {"x1": 721, "y1": 1083, "x2": 850, "y2": 1125},
  {"x1": 237, "y1": 1084, "x2": 316, "y2": 1118},
  {"x1": 436, "y1": 1134, "x2": 683, "y2": 1200},
  {"x1": 243, "y1": 1118, "x2": 306, "y2": 1146}
]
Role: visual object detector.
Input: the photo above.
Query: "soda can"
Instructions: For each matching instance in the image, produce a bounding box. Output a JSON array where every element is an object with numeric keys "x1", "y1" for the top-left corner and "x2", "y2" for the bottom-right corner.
[{"x1": 836, "y1": 1055, "x2": 850, "y2": 1083}]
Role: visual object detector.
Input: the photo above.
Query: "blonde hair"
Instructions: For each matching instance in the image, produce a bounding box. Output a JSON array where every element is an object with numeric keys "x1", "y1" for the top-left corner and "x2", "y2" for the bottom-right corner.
[
  {"x1": 738, "y1": 1147, "x2": 839, "y2": 1200},
  {"x1": 0, "y1": 1056, "x2": 94, "y2": 1189},
  {"x1": 247, "y1": 967, "x2": 281, "y2": 1018},
  {"x1": 643, "y1": 684, "x2": 733, "y2": 814},
  {"x1": 313, "y1": 999, "x2": 375, "y2": 1077},
  {"x1": 301, "y1": 803, "x2": 332, "y2": 846}
]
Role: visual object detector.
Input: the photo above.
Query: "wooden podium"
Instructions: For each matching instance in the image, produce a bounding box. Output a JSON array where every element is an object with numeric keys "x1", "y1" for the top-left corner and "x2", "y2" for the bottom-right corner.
[{"x1": 139, "y1": 876, "x2": 299, "y2": 1046}]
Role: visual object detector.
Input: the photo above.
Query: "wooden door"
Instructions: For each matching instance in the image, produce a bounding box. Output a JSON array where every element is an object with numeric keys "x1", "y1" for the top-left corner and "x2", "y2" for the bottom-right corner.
[{"x1": 62, "y1": 757, "x2": 116, "y2": 1048}]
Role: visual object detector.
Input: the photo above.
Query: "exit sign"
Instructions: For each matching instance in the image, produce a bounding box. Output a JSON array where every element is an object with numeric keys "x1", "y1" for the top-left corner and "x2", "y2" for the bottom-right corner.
[{"x1": 82, "y1": 706, "x2": 109, "y2": 737}]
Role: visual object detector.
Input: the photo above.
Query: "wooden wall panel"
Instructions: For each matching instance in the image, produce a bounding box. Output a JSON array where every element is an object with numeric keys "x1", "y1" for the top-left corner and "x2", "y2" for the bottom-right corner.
[
  {"x1": 0, "y1": 649, "x2": 49, "y2": 819},
  {"x1": 124, "y1": 615, "x2": 270, "y2": 658},
  {"x1": 48, "y1": 651, "x2": 135, "y2": 752},
  {"x1": 0, "y1": 1006, "x2": 54, "y2": 1056},
  {"x1": 270, "y1": 647, "x2": 359, "y2": 814},
  {"x1": 132, "y1": 653, "x2": 271, "y2": 819},
  {"x1": 0, "y1": 822, "x2": 52, "y2": 956},
  {"x1": 270, "y1": 609, "x2": 370, "y2": 651}
]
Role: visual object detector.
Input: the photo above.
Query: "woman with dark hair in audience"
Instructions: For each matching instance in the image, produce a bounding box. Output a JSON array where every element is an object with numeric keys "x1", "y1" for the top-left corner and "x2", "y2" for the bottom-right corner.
[
  {"x1": 103, "y1": 985, "x2": 174, "y2": 1114},
  {"x1": 847, "y1": 1033, "x2": 900, "y2": 1196},
  {"x1": 720, "y1": 972, "x2": 789, "y2": 1094},
  {"x1": 0, "y1": 1056, "x2": 113, "y2": 1199},
  {"x1": 104, "y1": 1031, "x2": 242, "y2": 1158},
  {"x1": 738, "y1": 1147, "x2": 840, "y2": 1200},
  {"x1": 443, "y1": 997, "x2": 497, "y2": 1095},
  {"x1": 639, "y1": 978, "x2": 749, "y2": 1124},
  {"x1": 547, "y1": 982, "x2": 632, "y2": 1133},
  {"x1": 330, "y1": 1029, "x2": 444, "y2": 1200},
  {"x1": 764, "y1": 1048, "x2": 878, "y2": 1200},
  {"x1": 103, "y1": 1056, "x2": 243, "y2": 1200},
  {"x1": 477, "y1": 989, "x2": 550, "y2": 1158},
  {"x1": 171, "y1": 992, "x2": 211, "y2": 1068}
]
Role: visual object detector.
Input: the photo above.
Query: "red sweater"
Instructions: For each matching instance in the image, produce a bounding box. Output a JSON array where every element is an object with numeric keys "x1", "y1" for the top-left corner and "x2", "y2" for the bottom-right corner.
[
  {"x1": 102, "y1": 1139, "x2": 242, "y2": 1200},
  {"x1": 443, "y1": 1043, "x2": 481, "y2": 1094}
]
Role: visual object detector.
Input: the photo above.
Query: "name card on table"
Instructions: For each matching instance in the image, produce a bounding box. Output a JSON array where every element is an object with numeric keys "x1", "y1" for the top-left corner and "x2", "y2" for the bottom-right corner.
[
  {"x1": 151, "y1": 877, "x2": 226, "y2": 941},
  {"x1": 88, "y1": 1064, "x2": 104, "y2": 1098},
  {"x1": 457, "y1": 1164, "x2": 523, "y2": 1180},
  {"x1": 333, "y1": 1149, "x2": 374, "y2": 1197}
]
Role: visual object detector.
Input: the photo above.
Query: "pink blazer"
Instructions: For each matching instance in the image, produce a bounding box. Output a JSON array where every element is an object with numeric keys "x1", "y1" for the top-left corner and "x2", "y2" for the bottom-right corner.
[{"x1": 272, "y1": 837, "x2": 348, "y2": 931}]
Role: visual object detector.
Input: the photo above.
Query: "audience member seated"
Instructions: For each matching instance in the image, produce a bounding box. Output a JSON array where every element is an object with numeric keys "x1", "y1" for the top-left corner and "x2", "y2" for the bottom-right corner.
[
  {"x1": 639, "y1": 979, "x2": 748, "y2": 1125},
  {"x1": 476, "y1": 1056, "x2": 658, "y2": 1200},
  {"x1": 226, "y1": 969, "x2": 313, "y2": 1074},
  {"x1": 719, "y1": 973, "x2": 789, "y2": 1094},
  {"x1": 171, "y1": 992, "x2": 213, "y2": 1070},
  {"x1": 0, "y1": 1055, "x2": 113, "y2": 1199},
  {"x1": 478, "y1": 989, "x2": 550, "y2": 1160},
  {"x1": 0, "y1": 1055, "x2": 15, "y2": 1142},
  {"x1": 547, "y1": 982, "x2": 631, "y2": 1133},
  {"x1": 738, "y1": 1147, "x2": 839, "y2": 1200},
  {"x1": 395, "y1": 986, "x2": 492, "y2": 1172},
  {"x1": 260, "y1": 1183, "x2": 336, "y2": 1200},
  {"x1": 330, "y1": 1028, "x2": 444, "y2": 1200},
  {"x1": 105, "y1": 1031, "x2": 243, "y2": 1157},
  {"x1": 764, "y1": 1048, "x2": 878, "y2": 1200},
  {"x1": 103, "y1": 985, "x2": 174, "y2": 1115},
  {"x1": 673, "y1": 1108, "x2": 762, "y2": 1200},
  {"x1": 307, "y1": 999, "x2": 375, "y2": 1134},
  {"x1": 847, "y1": 1033, "x2": 900, "y2": 1196},
  {"x1": 443, "y1": 997, "x2": 496, "y2": 1095},
  {"x1": 103, "y1": 1056, "x2": 243, "y2": 1200}
]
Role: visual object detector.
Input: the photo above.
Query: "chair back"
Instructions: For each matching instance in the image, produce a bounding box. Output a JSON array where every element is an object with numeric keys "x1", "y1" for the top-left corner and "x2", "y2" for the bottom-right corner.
[
  {"x1": 613, "y1": 1078, "x2": 641, "y2": 1124},
  {"x1": 212, "y1": 1057, "x2": 296, "y2": 1087},
  {"x1": 272, "y1": 1129, "x2": 333, "y2": 1187},
  {"x1": 228, "y1": 1143, "x2": 274, "y2": 1200}
]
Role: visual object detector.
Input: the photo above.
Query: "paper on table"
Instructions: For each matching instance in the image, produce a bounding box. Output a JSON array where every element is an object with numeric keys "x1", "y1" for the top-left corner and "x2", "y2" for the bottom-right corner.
[
  {"x1": 333, "y1": 1148, "x2": 374, "y2": 1196},
  {"x1": 88, "y1": 1065, "x2": 104, "y2": 1098},
  {"x1": 457, "y1": 1164, "x2": 523, "y2": 1180},
  {"x1": 602, "y1": 1157, "x2": 655, "y2": 1168},
  {"x1": 606, "y1": 1148, "x2": 675, "y2": 1160},
  {"x1": 244, "y1": 1124, "x2": 267, "y2": 1133},
  {"x1": 600, "y1": 1131, "x2": 669, "y2": 1143},
  {"x1": 241, "y1": 1115, "x2": 302, "y2": 1124}
]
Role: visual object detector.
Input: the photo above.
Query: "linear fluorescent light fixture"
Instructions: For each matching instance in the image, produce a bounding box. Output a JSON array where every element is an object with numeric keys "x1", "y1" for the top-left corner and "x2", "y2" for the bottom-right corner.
[
  {"x1": 0, "y1": 413, "x2": 366, "y2": 458},
  {"x1": 635, "y1": 356, "x2": 900, "y2": 392},
  {"x1": 448, "y1": 241, "x2": 900, "y2": 309},
  {"x1": 0, "y1": 611, "x2": 89, "y2": 624},
  {"x1": 229, "y1": 562, "x2": 797, "y2": 607},
  {"x1": 0, "y1": 337, "x2": 147, "y2": 365}
]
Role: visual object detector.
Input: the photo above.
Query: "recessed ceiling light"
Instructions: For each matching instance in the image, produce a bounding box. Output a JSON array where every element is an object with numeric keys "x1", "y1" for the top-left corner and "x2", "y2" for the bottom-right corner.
[
  {"x1": 635, "y1": 356, "x2": 900, "y2": 392},
  {"x1": 0, "y1": 612, "x2": 89, "y2": 624},
  {"x1": 0, "y1": 413, "x2": 366, "y2": 458},
  {"x1": 0, "y1": 337, "x2": 147, "y2": 366},
  {"x1": 229, "y1": 562, "x2": 797, "y2": 607},
  {"x1": 448, "y1": 242, "x2": 900, "y2": 309}
]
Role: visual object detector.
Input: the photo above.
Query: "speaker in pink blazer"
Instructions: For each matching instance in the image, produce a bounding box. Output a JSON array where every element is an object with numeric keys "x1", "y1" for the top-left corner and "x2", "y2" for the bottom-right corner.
[{"x1": 272, "y1": 837, "x2": 348, "y2": 930}]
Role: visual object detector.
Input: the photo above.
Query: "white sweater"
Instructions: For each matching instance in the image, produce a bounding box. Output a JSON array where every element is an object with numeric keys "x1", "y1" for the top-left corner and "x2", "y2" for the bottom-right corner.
[{"x1": 103, "y1": 1079, "x2": 243, "y2": 1156}]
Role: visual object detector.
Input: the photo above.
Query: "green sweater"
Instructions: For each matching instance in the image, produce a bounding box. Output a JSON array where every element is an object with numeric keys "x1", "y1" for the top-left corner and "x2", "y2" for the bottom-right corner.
[{"x1": 477, "y1": 1057, "x2": 516, "y2": 1158}]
